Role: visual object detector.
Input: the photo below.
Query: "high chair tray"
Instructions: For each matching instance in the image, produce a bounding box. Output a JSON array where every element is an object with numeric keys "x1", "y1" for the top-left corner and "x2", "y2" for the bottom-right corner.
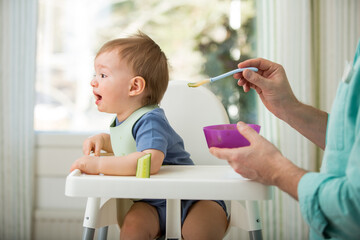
[{"x1": 65, "y1": 165, "x2": 271, "y2": 200}]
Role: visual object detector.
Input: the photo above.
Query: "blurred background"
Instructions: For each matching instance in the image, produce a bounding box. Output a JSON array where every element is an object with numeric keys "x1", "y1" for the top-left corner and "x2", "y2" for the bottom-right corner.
[
  {"x1": 1, "y1": 0, "x2": 360, "y2": 239},
  {"x1": 35, "y1": 0, "x2": 257, "y2": 132}
]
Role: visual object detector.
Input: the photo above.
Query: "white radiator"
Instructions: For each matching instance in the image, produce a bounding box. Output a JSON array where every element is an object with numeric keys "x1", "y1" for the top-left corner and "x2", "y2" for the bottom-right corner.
[{"x1": 33, "y1": 209, "x2": 119, "y2": 240}]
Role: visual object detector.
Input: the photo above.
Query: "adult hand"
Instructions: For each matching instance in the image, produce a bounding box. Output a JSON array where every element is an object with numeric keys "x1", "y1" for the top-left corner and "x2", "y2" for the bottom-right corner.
[
  {"x1": 234, "y1": 58, "x2": 299, "y2": 121},
  {"x1": 210, "y1": 122, "x2": 284, "y2": 185},
  {"x1": 236, "y1": 58, "x2": 328, "y2": 149},
  {"x1": 209, "y1": 122, "x2": 306, "y2": 199}
]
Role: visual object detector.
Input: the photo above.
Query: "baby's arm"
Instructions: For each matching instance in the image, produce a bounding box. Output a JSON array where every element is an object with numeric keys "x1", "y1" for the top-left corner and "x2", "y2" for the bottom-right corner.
[
  {"x1": 70, "y1": 149, "x2": 164, "y2": 175},
  {"x1": 83, "y1": 133, "x2": 113, "y2": 156}
]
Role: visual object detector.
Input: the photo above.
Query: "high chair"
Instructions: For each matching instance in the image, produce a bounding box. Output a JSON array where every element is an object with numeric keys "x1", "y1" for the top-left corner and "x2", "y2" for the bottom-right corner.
[{"x1": 65, "y1": 80, "x2": 272, "y2": 240}]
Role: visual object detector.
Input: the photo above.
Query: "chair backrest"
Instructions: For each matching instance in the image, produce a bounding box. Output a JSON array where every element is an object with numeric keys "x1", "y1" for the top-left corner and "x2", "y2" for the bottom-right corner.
[{"x1": 160, "y1": 80, "x2": 230, "y2": 165}]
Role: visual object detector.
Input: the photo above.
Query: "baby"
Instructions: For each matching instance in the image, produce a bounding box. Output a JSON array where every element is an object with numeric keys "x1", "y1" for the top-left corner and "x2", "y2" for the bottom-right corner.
[{"x1": 70, "y1": 31, "x2": 228, "y2": 240}]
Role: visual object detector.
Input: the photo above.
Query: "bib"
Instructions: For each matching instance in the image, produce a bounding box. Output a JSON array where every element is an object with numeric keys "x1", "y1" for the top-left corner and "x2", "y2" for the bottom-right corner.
[{"x1": 109, "y1": 105, "x2": 159, "y2": 156}]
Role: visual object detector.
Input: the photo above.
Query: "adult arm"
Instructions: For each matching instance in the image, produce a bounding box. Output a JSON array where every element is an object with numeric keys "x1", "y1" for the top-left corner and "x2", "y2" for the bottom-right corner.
[
  {"x1": 212, "y1": 120, "x2": 360, "y2": 234},
  {"x1": 298, "y1": 46, "x2": 360, "y2": 237},
  {"x1": 298, "y1": 123, "x2": 360, "y2": 238}
]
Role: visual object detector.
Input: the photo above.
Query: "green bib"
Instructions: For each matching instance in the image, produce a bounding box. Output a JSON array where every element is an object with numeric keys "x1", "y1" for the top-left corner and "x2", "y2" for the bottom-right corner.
[{"x1": 109, "y1": 105, "x2": 159, "y2": 156}]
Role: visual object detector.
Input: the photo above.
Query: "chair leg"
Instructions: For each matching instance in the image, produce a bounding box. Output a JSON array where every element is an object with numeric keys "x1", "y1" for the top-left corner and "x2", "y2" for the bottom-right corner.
[
  {"x1": 245, "y1": 201, "x2": 262, "y2": 240},
  {"x1": 249, "y1": 229, "x2": 263, "y2": 240},
  {"x1": 84, "y1": 197, "x2": 101, "y2": 228},
  {"x1": 165, "y1": 199, "x2": 181, "y2": 240},
  {"x1": 229, "y1": 200, "x2": 263, "y2": 239},
  {"x1": 98, "y1": 226, "x2": 108, "y2": 240},
  {"x1": 82, "y1": 227, "x2": 95, "y2": 240},
  {"x1": 82, "y1": 198, "x2": 100, "y2": 240}
]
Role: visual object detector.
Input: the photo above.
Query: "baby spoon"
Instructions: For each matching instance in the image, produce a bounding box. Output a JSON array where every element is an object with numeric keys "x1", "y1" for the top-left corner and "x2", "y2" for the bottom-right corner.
[{"x1": 187, "y1": 67, "x2": 258, "y2": 88}]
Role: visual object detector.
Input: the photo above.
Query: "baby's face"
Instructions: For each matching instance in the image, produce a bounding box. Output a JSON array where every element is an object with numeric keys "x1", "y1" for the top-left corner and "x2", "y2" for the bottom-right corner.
[{"x1": 91, "y1": 50, "x2": 134, "y2": 115}]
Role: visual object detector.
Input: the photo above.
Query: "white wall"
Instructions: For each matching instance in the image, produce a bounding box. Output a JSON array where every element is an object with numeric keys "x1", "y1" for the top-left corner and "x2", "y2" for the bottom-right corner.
[{"x1": 34, "y1": 132, "x2": 120, "y2": 240}]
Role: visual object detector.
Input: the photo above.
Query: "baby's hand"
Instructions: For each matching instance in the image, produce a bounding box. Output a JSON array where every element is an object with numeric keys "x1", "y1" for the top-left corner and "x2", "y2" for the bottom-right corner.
[
  {"x1": 70, "y1": 155, "x2": 100, "y2": 174},
  {"x1": 83, "y1": 134, "x2": 105, "y2": 156}
]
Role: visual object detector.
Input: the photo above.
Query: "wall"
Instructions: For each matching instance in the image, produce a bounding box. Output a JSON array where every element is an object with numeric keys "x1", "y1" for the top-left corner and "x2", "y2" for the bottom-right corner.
[{"x1": 33, "y1": 132, "x2": 119, "y2": 240}]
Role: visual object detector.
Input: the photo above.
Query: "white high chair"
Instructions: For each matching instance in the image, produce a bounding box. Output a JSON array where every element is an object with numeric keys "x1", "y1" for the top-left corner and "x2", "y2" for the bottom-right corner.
[{"x1": 65, "y1": 80, "x2": 272, "y2": 240}]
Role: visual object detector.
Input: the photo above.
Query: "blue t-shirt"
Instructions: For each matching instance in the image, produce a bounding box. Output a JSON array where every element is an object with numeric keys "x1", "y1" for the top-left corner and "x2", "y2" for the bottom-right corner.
[
  {"x1": 298, "y1": 40, "x2": 360, "y2": 239},
  {"x1": 116, "y1": 108, "x2": 194, "y2": 166}
]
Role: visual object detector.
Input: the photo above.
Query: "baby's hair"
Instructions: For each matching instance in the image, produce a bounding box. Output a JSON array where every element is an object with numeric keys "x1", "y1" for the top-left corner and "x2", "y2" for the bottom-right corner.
[{"x1": 96, "y1": 31, "x2": 169, "y2": 105}]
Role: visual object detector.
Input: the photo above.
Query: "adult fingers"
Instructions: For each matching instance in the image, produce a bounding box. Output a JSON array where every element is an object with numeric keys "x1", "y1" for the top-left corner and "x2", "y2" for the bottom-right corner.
[
  {"x1": 236, "y1": 121, "x2": 260, "y2": 144},
  {"x1": 234, "y1": 58, "x2": 270, "y2": 79},
  {"x1": 237, "y1": 58, "x2": 273, "y2": 71},
  {"x1": 211, "y1": 148, "x2": 257, "y2": 180},
  {"x1": 209, "y1": 147, "x2": 239, "y2": 162},
  {"x1": 237, "y1": 77, "x2": 246, "y2": 86},
  {"x1": 233, "y1": 72, "x2": 243, "y2": 79},
  {"x1": 241, "y1": 69, "x2": 269, "y2": 90},
  {"x1": 243, "y1": 82, "x2": 251, "y2": 92}
]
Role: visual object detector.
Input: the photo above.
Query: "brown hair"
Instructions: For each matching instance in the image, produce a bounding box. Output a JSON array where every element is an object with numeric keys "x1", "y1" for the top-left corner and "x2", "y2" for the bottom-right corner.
[{"x1": 96, "y1": 31, "x2": 169, "y2": 105}]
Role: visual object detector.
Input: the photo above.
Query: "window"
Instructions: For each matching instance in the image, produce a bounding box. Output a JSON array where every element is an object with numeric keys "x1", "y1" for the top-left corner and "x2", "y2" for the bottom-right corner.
[{"x1": 35, "y1": 0, "x2": 256, "y2": 131}]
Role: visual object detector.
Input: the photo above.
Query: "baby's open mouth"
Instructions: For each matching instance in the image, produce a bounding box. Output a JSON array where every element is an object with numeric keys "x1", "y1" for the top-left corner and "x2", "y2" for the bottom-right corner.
[{"x1": 93, "y1": 92, "x2": 102, "y2": 104}]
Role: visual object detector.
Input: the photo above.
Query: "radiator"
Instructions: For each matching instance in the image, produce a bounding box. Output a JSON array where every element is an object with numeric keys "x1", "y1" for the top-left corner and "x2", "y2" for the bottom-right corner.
[{"x1": 33, "y1": 209, "x2": 119, "y2": 240}]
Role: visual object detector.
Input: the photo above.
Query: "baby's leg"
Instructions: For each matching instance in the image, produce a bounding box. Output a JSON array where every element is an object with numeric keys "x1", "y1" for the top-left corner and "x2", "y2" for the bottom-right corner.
[
  {"x1": 120, "y1": 202, "x2": 161, "y2": 240},
  {"x1": 182, "y1": 200, "x2": 228, "y2": 240}
]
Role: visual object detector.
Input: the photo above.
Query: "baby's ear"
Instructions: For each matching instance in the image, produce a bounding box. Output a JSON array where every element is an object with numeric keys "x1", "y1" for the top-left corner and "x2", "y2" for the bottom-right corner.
[{"x1": 129, "y1": 76, "x2": 146, "y2": 96}]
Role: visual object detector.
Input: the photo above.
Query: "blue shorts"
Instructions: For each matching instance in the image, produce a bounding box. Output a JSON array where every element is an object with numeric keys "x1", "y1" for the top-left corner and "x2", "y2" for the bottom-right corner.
[{"x1": 134, "y1": 199, "x2": 228, "y2": 236}]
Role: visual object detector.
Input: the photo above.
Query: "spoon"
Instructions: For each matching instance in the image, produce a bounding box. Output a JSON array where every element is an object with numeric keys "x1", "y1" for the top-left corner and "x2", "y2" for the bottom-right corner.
[{"x1": 187, "y1": 67, "x2": 258, "y2": 88}]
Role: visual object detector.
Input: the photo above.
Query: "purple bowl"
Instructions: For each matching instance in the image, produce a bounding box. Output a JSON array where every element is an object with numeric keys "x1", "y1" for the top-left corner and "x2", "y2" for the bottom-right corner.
[{"x1": 203, "y1": 123, "x2": 261, "y2": 148}]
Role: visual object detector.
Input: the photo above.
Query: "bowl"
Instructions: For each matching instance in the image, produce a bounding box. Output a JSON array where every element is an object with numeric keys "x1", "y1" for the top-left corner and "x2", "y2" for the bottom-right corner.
[{"x1": 203, "y1": 123, "x2": 261, "y2": 148}]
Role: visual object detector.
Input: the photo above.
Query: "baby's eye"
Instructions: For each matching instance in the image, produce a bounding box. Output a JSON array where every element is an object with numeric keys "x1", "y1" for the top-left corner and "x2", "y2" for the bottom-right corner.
[{"x1": 100, "y1": 73, "x2": 107, "y2": 78}]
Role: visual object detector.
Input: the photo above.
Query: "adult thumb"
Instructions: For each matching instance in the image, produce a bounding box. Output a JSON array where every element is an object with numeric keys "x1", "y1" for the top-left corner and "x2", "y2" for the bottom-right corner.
[
  {"x1": 243, "y1": 69, "x2": 268, "y2": 89},
  {"x1": 237, "y1": 122, "x2": 259, "y2": 144}
]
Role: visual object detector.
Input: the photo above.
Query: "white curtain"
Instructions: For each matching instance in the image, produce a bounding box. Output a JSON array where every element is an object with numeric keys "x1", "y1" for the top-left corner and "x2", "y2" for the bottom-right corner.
[
  {"x1": 315, "y1": 0, "x2": 360, "y2": 112},
  {"x1": 0, "y1": 0, "x2": 37, "y2": 239},
  {"x1": 256, "y1": 0, "x2": 360, "y2": 239}
]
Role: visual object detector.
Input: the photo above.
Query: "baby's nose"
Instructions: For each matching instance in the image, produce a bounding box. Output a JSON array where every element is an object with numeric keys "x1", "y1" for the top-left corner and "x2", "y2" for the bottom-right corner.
[{"x1": 90, "y1": 78, "x2": 97, "y2": 87}]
